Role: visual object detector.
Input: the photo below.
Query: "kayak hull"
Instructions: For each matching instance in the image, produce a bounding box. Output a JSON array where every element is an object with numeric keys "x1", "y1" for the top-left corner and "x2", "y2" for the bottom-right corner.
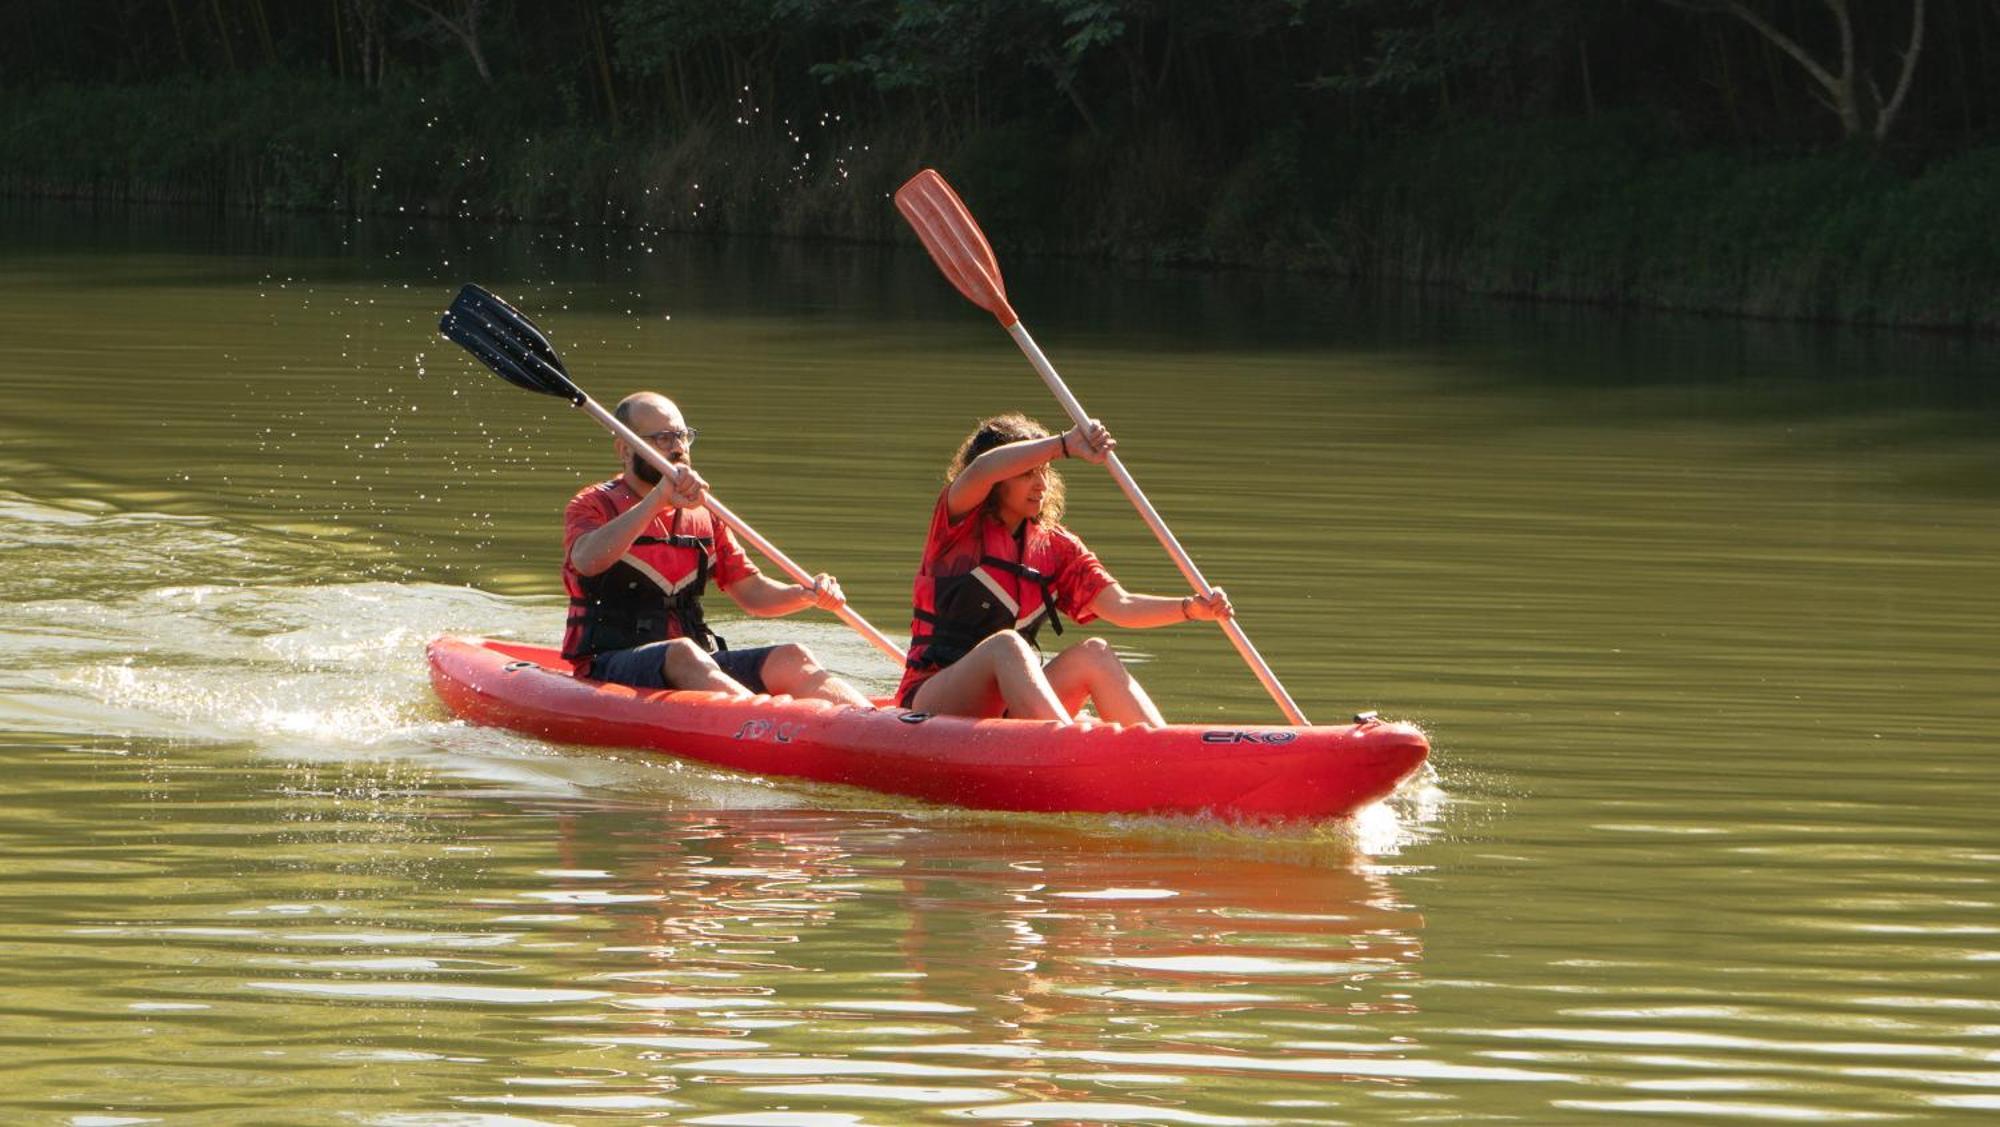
[{"x1": 426, "y1": 636, "x2": 1428, "y2": 819}]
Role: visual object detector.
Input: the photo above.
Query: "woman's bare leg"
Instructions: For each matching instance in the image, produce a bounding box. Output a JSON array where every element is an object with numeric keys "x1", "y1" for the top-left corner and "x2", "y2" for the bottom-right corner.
[
  {"x1": 1043, "y1": 637, "x2": 1163, "y2": 725},
  {"x1": 910, "y1": 631, "x2": 1071, "y2": 723}
]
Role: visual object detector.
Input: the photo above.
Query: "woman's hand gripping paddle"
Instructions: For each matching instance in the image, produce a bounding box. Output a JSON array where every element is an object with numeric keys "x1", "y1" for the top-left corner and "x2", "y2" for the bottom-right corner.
[
  {"x1": 894, "y1": 170, "x2": 1311, "y2": 725},
  {"x1": 438, "y1": 284, "x2": 908, "y2": 666}
]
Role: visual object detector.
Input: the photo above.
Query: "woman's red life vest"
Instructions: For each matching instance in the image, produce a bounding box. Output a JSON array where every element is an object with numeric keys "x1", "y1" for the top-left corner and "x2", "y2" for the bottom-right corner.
[
  {"x1": 560, "y1": 479, "x2": 756, "y2": 670},
  {"x1": 896, "y1": 491, "x2": 1116, "y2": 705}
]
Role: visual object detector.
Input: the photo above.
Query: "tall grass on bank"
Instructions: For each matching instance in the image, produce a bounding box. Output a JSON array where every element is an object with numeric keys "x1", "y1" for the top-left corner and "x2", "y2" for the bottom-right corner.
[
  {"x1": 1331, "y1": 116, "x2": 2000, "y2": 330},
  {"x1": 5, "y1": 76, "x2": 1995, "y2": 331}
]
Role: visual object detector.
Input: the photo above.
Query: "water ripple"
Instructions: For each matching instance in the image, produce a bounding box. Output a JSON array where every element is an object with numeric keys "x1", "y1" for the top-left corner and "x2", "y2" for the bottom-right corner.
[{"x1": 247, "y1": 980, "x2": 607, "y2": 1005}]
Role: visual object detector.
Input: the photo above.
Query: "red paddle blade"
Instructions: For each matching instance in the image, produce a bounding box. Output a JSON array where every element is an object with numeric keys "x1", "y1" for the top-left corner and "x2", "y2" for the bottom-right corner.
[{"x1": 894, "y1": 169, "x2": 1018, "y2": 327}]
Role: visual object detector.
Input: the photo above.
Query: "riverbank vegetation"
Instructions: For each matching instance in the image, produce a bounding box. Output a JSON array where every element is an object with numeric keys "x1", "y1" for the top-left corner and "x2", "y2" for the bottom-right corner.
[{"x1": 6, "y1": 1, "x2": 1995, "y2": 329}]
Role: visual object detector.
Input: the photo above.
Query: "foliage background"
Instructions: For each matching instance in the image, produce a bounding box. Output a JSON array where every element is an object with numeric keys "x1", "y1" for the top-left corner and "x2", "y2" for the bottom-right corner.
[{"x1": 5, "y1": 0, "x2": 1994, "y2": 329}]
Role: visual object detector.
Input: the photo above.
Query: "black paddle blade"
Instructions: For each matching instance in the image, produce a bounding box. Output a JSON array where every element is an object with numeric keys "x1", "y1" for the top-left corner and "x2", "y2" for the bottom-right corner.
[{"x1": 438, "y1": 283, "x2": 584, "y2": 404}]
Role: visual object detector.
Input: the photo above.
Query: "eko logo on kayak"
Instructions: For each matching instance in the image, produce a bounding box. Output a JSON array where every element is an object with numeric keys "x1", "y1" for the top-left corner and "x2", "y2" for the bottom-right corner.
[
  {"x1": 733, "y1": 719, "x2": 804, "y2": 744},
  {"x1": 1200, "y1": 730, "x2": 1299, "y2": 745}
]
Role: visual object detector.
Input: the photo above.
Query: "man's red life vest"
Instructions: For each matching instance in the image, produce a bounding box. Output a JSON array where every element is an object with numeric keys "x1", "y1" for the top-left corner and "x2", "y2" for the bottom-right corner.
[
  {"x1": 896, "y1": 490, "x2": 1116, "y2": 706},
  {"x1": 560, "y1": 478, "x2": 757, "y2": 671}
]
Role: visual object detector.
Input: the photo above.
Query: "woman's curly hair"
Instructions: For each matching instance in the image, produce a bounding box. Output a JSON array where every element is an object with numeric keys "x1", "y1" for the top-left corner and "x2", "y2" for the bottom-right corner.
[{"x1": 945, "y1": 412, "x2": 1066, "y2": 524}]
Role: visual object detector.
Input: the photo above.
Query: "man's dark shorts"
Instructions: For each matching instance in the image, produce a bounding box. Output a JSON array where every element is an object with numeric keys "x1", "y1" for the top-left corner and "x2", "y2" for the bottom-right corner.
[{"x1": 587, "y1": 642, "x2": 779, "y2": 694}]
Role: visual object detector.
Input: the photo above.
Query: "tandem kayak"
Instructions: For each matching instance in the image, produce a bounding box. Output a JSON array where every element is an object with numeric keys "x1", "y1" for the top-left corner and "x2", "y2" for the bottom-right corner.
[{"x1": 426, "y1": 636, "x2": 1429, "y2": 819}]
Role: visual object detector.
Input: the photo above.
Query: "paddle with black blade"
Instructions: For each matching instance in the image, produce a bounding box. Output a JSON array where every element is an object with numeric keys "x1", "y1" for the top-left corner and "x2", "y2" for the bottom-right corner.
[
  {"x1": 438, "y1": 283, "x2": 908, "y2": 665},
  {"x1": 893, "y1": 170, "x2": 1310, "y2": 725}
]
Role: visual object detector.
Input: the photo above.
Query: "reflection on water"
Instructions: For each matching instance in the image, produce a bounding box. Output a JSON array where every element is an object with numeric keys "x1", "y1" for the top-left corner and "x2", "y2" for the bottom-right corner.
[
  {"x1": 3, "y1": 202, "x2": 1999, "y2": 1122},
  {"x1": 4, "y1": 739, "x2": 1439, "y2": 1122}
]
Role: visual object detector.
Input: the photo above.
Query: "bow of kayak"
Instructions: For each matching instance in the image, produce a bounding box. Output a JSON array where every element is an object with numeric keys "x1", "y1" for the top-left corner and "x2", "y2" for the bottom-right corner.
[{"x1": 426, "y1": 635, "x2": 1428, "y2": 820}]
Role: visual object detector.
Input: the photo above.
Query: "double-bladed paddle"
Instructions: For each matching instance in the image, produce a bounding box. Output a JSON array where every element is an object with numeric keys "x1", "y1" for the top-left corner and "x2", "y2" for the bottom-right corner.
[
  {"x1": 894, "y1": 170, "x2": 1310, "y2": 725},
  {"x1": 439, "y1": 283, "x2": 908, "y2": 665}
]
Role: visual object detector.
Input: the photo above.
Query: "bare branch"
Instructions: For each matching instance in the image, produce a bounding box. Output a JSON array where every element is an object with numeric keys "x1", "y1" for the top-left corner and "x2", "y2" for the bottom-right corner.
[
  {"x1": 404, "y1": 0, "x2": 490, "y2": 81},
  {"x1": 1663, "y1": 0, "x2": 1891, "y2": 138},
  {"x1": 1821, "y1": 0, "x2": 1854, "y2": 92},
  {"x1": 1874, "y1": 0, "x2": 1927, "y2": 141},
  {"x1": 1720, "y1": 1, "x2": 1846, "y2": 104}
]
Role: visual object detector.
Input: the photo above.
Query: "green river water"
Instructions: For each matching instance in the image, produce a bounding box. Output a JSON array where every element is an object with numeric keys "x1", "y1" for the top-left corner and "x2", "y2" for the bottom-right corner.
[{"x1": 2, "y1": 201, "x2": 1997, "y2": 1124}]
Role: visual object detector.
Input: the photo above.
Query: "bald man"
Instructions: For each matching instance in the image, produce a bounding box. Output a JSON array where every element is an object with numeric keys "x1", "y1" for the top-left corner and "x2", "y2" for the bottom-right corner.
[{"x1": 559, "y1": 392, "x2": 872, "y2": 707}]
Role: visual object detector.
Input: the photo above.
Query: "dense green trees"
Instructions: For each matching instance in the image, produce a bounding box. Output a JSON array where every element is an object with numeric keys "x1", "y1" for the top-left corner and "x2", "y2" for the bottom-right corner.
[
  {"x1": 5, "y1": 2, "x2": 1997, "y2": 327},
  {"x1": 9, "y1": 1, "x2": 1988, "y2": 152}
]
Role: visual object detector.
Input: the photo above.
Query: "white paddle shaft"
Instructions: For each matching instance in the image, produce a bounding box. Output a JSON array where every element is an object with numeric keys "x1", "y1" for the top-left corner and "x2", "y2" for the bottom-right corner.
[
  {"x1": 1004, "y1": 321, "x2": 1311, "y2": 725},
  {"x1": 578, "y1": 398, "x2": 908, "y2": 665}
]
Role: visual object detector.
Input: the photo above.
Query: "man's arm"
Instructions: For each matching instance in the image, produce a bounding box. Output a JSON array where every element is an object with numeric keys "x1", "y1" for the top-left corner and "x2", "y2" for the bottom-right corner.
[
  {"x1": 723, "y1": 572, "x2": 847, "y2": 618},
  {"x1": 568, "y1": 471, "x2": 707, "y2": 576}
]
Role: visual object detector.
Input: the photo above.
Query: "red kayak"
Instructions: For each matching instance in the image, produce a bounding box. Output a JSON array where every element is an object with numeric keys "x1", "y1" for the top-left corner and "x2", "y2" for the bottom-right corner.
[{"x1": 427, "y1": 636, "x2": 1429, "y2": 819}]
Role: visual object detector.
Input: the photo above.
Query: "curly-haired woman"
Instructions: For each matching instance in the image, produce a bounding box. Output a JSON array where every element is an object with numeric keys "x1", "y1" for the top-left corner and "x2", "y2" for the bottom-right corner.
[{"x1": 896, "y1": 413, "x2": 1231, "y2": 725}]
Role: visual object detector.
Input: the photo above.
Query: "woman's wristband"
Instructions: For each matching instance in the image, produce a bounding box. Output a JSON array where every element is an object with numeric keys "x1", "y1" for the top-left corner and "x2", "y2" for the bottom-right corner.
[
  {"x1": 1056, "y1": 433, "x2": 1070, "y2": 459},
  {"x1": 1180, "y1": 596, "x2": 1193, "y2": 620}
]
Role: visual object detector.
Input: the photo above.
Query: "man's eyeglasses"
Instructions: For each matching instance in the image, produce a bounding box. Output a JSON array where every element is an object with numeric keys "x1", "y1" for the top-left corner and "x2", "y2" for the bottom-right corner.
[{"x1": 639, "y1": 427, "x2": 698, "y2": 446}]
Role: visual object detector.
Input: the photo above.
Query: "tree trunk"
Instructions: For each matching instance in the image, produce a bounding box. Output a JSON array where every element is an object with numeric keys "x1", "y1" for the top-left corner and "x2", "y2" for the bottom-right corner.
[
  {"x1": 343, "y1": 0, "x2": 383, "y2": 88},
  {"x1": 406, "y1": 0, "x2": 491, "y2": 82},
  {"x1": 1578, "y1": 37, "x2": 1595, "y2": 117},
  {"x1": 585, "y1": 1, "x2": 618, "y2": 126},
  {"x1": 332, "y1": 0, "x2": 345, "y2": 79},
  {"x1": 1871, "y1": 0, "x2": 1926, "y2": 142},
  {"x1": 209, "y1": 0, "x2": 238, "y2": 72},
  {"x1": 1668, "y1": 0, "x2": 1926, "y2": 143},
  {"x1": 248, "y1": 0, "x2": 278, "y2": 68},
  {"x1": 167, "y1": 0, "x2": 191, "y2": 68}
]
